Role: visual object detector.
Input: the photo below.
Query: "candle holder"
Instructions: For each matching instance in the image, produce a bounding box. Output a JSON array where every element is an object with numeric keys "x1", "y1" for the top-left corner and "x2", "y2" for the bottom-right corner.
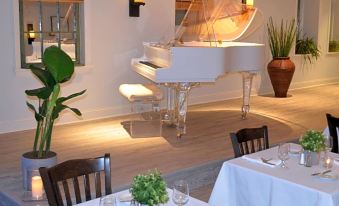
[
  {"x1": 22, "y1": 191, "x2": 45, "y2": 202},
  {"x1": 323, "y1": 156, "x2": 334, "y2": 169},
  {"x1": 22, "y1": 170, "x2": 46, "y2": 202}
]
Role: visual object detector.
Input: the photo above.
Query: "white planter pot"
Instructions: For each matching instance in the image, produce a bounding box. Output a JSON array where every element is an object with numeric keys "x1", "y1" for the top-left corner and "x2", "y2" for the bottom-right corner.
[{"x1": 21, "y1": 151, "x2": 57, "y2": 190}]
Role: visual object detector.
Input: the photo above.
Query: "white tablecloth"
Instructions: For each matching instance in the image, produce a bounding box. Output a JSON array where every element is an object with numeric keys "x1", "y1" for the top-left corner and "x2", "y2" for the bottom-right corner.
[
  {"x1": 76, "y1": 188, "x2": 209, "y2": 206},
  {"x1": 209, "y1": 144, "x2": 339, "y2": 206}
]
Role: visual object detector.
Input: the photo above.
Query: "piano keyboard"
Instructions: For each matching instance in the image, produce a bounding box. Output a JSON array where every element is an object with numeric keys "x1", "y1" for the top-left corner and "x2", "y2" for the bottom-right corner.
[{"x1": 140, "y1": 61, "x2": 161, "y2": 69}]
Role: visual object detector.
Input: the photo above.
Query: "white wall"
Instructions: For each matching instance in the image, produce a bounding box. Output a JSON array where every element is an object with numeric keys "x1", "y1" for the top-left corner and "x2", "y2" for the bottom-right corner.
[{"x1": 0, "y1": 0, "x2": 338, "y2": 134}]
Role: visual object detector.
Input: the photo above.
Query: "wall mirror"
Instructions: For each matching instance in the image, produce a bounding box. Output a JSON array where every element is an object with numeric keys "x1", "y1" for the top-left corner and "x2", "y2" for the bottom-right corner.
[{"x1": 329, "y1": 0, "x2": 339, "y2": 53}]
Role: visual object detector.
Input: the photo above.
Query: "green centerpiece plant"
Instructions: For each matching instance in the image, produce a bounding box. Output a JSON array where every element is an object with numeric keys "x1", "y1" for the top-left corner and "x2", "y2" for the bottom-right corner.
[
  {"x1": 299, "y1": 130, "x2": 326, "y2": 152},
  {"x1": 130, "y1": 170, "x2": 169, "y2": 206}
]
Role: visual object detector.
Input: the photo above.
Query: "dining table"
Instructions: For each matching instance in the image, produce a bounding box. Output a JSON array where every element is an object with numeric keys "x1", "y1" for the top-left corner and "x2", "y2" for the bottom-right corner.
[
  {"x1": 208, "y1": 143, "x2": 339, "y2": 206},
  {"x1": 76, "y1": 188, "x2": 210, "y2": 206}
]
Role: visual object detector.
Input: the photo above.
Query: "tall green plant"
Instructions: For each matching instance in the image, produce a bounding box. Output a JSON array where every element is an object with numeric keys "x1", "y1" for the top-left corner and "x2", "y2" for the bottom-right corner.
[
  {"x1": 26, "y1": 46, "x2": 86, "y2": 158},
  {"x1": 267, "y1": 17, "x2": 297, "y2": 58}
]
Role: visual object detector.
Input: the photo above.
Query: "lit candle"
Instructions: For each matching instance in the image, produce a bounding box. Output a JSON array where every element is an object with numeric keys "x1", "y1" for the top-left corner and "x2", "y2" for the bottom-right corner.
[
  {"x1": 31, "y1": 176, "x2": 43, "y2": 199},
  {"x1": 323, "y1": 157, "x2": 333, "y2": 169}
]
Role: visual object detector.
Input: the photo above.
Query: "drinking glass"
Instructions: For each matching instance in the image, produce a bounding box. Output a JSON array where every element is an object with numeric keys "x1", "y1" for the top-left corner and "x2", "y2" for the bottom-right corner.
[
  {"x1": 278, "y1": 143, "x2": 290, "y2": 168},
  {"x1": 324, "y1": 135, "x2": 333, "y2": 153},
  {"x1": 100, "y1": 195, "x2": 116, "y2": 206},
  {"x1": 172, "y1": 180, "x2": 189, "y2": 206}
]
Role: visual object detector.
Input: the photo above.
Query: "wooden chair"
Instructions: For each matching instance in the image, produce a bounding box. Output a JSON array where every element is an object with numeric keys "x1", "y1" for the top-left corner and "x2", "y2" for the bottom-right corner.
[
  {"x1": 326, "y1": 113, "x2": 339, "y2": 153},
  {"x1": 39, "y1": 153, "x2": 112, "y2": 206},
  {"x1": 230, "y1": 126, "x2": 269, "y2": 158}
]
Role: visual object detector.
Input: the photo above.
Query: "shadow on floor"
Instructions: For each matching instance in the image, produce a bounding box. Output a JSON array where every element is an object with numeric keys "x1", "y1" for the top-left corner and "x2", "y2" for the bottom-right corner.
[{"x1": 121, "y1": 110, "x2": 296, "y2": 146}]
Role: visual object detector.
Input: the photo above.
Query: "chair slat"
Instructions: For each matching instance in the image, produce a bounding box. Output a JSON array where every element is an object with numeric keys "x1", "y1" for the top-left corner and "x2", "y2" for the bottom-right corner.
[
  {"x1": 73, "y1": 177, "x2": 82, "y2": 203},
  {"x1": 239, "y1": 144, "x2": 244, "y2": 155},
  {"x1": 250, "y1": 139, "x2": 255, "y2": 153},
  {"x1": 257, "y1": 138, "x2": 262, "y2": 151},
  {"x1": 244, "y1": 142, "x2": 249, "y2": 154},
  {"x1": 84, "y1": 174, "x2": 91, "y2": 201},
  {"x1": 62, "y1": 180, "x2": 72, "y2": 206},
  {"x1": 95, "y1": 172, "x2": 102, "y2": 198}
]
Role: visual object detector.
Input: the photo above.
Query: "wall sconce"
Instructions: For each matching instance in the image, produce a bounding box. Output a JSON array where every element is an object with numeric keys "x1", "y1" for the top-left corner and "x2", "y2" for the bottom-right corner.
[
  {"x1": 246, "y1": 0, "x2": 254, "y2": 8},
  {"x1": 242, "y1": 0, "x2": 254, "y2": 11},
  {"x1": 27, "y1": 24, "x2": 35, "y2": 45},
  {"x1": 129, "y1": 0, "x2": 145, "y2": 17}
]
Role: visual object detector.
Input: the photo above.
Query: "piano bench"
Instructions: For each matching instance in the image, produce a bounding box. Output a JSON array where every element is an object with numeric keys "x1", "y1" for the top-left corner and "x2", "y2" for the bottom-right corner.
[{"x1": 119, "y1": 84, "x2": 164, "y2": 137}]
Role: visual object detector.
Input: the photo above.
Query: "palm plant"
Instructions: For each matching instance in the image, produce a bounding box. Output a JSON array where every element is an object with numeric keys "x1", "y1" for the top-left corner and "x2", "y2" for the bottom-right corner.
[
  {"x1": 26, "y1": 46, "x2": 86, "y2": 158},
  {"x1": 267, "y1": 17, "x2": 297, "y2": 58}
]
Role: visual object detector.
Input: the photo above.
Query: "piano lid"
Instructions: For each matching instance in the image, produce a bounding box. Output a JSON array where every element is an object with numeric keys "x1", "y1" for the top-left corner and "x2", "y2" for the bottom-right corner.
[{"x1": 173, "y1": 0, "x2": 263, "y2": 46}]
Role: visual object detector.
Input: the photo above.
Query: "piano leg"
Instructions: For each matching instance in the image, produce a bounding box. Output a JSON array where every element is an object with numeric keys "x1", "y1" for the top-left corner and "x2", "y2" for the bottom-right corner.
[
  {"x1": 163, "y1": 84, "x2": 176, "y2": 126},
  {"x1": 241, "y1": 72, "x2": 256, "y2": 119},
  {"x1": 176, "y1": 83, "x2": 191, "y2": 138}
]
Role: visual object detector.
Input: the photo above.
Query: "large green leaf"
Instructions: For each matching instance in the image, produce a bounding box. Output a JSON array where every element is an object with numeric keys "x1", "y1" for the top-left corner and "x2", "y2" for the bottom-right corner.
[
  {"x1": 29, "y1": 65, "x2": 56, "y2": 88},
  {"x1": 56, "y1": 90, "x2": 86, "y2": 104},
  {"x1": 43, "y1": 46, "x2": 74, "y2": 83},
  {"x1": 26, "y1": 102, "x2": 43, "y2": 121},
  {"x1": 52, "y1": 104, "x2": 82, "y2": 120},
  {"x1": 25, "y1": 87, "x2": 52, "y2": 99}
]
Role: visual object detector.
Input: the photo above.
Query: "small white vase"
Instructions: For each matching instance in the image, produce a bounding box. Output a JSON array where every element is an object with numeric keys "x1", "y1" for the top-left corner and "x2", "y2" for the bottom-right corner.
[{"x1": 304, "y1": 150, "x2": 319, "y2": 167}]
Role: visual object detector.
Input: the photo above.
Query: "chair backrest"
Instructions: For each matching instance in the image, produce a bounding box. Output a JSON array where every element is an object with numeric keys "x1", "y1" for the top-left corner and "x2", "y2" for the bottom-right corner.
[
  {"x1": 326, "y1": 113, "x2": 339, "y2": 153},
  {"x1": 230, "y1": 125, "x2": 269, "y2": 158},
  {"x1": 39, "y1": 153, "x2": 112, "y2": 206}
]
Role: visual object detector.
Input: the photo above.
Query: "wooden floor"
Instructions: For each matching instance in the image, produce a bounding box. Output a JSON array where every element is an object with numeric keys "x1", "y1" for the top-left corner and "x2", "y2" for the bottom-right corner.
[{"x1": 0, "y1": 84, "x2": 339, "y2": 193}]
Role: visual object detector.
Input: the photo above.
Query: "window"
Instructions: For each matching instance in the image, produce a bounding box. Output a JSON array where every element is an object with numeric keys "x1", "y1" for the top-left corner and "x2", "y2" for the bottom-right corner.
[
  {"x1": 329, "y1": 0, "x2": 339, "y2": 52},
  {"x1": 175, "y1": 0, "x2": 191, "y2": 25},
  {"x1": 19, "y1": 0, "x2": 84, "y2": 68}
]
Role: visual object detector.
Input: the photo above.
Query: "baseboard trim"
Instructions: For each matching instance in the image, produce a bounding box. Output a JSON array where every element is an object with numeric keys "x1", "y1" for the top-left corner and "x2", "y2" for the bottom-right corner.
[{"x1": 290, "y1": 77, "x2": 339, "y2": 90}]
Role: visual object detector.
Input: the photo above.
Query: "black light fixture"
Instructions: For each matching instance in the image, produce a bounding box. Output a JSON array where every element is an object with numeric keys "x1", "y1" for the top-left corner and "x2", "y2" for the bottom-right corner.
[
  {"x1": 27, "y1": 24, "x2": 36, "y2": 45},
  {"x1": 129, "y1": 0, "x2": 145, "y2": 17}
]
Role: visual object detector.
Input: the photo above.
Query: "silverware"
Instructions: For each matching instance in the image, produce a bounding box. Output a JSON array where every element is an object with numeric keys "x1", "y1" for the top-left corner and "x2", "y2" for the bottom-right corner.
[
  {"x1": 261, "y1": 157, "x2": 275, "y2": 165},
  {"x1": 311, "y1": 170, "x2": 331, "y2": 176}
]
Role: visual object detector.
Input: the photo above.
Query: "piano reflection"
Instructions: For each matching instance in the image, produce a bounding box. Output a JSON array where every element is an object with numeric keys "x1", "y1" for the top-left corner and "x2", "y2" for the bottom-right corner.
[{"x1": 131, "y1": 0, "x2": 265, "y2": 137}]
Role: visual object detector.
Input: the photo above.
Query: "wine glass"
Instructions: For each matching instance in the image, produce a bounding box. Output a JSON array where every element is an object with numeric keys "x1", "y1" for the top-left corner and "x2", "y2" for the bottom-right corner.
[
  {"x1": 172, "y1": 180, "x2": 189, "y2": 206},
  {"x1": 324, "y1": 135, "x2": 333, "y2": 153},
  {"x1": 278, "y1": 143, "x2": 290, "y2": 168}
]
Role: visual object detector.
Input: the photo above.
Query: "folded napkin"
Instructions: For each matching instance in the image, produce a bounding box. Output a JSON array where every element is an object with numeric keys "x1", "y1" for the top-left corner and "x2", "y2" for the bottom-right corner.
[
  {"x1": 118, "y1": 193, "x2": 133, "y2": 202},
  {"x1": 242, "y1": 155, "x2": 281, "y2": 168}
]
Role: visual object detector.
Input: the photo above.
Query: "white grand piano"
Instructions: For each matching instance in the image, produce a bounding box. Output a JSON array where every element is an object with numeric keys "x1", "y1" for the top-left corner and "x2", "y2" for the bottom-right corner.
[{"x1": 132, "y1": 0, "x2": 265, "y2": 137}]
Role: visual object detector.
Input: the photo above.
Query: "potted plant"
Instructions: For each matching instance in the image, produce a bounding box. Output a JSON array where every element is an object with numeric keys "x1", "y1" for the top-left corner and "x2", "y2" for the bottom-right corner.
[
  {"x1": 21, "y1": 46, "x2": 86, "y2": 190},
  {"x1": 130, "y1": 170, "x2": 169, "y2": 206},
  {"x1": 329, "y1": 40, "x2": 339, "y2": 52},
  {"x1": 267, "y1": 17, "x2": 297, "y2": 97},
  {"x1": 299, "y1": 130, "x2": 326, "y2": 166},
  {"x1": 295, "y1": 34, "x2": 320, "y2": 64}
]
